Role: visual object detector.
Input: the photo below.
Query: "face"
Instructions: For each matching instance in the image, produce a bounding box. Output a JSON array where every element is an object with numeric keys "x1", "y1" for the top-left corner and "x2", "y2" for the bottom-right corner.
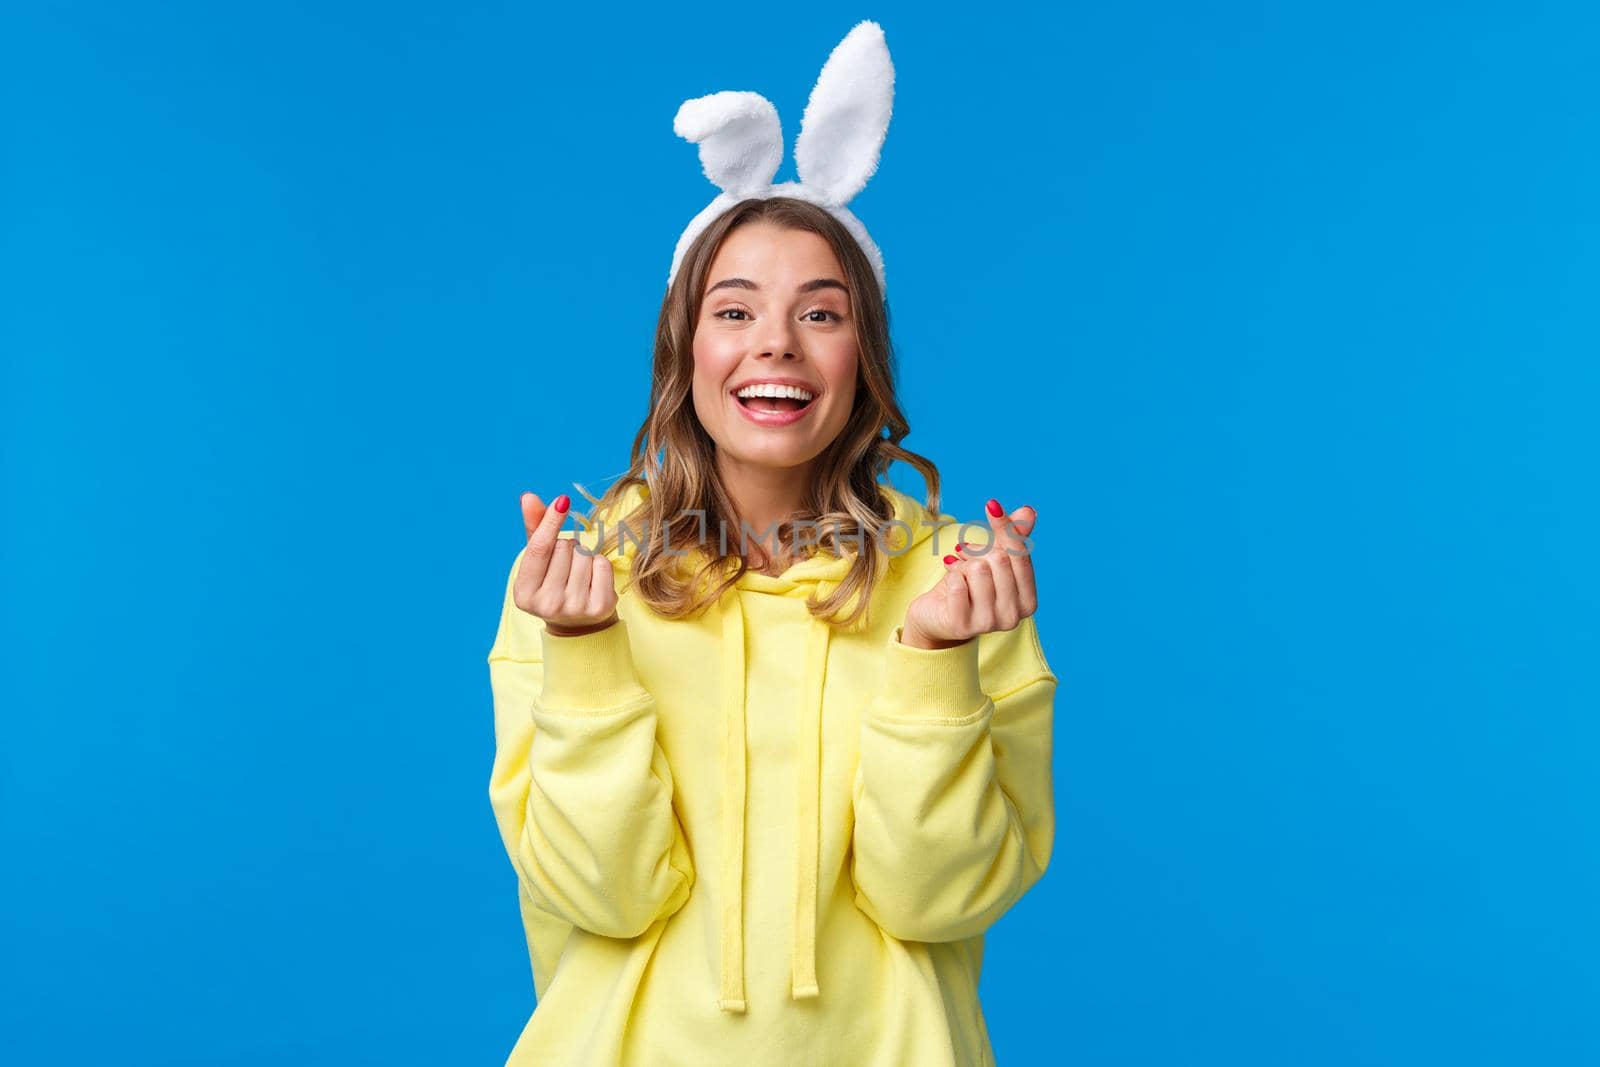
[{"x1": 691, "y1": 220, "x2": 859, "y2": 480}]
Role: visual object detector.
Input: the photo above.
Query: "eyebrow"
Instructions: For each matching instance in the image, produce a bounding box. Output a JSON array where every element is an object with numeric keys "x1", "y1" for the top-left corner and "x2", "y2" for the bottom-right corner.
[{"x1": 705, "y1": 276, "x2": 850, "y2": 296}]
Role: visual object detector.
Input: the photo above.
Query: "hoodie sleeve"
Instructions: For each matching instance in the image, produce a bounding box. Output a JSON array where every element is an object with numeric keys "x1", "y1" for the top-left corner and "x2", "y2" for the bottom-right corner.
[
  {"x1": 486, "y1": 546, "x2": 695, "y2": 940},
  {"x1": 849, "y1": 614, "x2": 1057, "y2": 943}
]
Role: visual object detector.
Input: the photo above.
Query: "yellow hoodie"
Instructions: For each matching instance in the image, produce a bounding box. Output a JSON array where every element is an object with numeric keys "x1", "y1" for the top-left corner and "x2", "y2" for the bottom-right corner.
[{"x1": 486, "y1": 481, "x2": 1056, "y2": 1066}]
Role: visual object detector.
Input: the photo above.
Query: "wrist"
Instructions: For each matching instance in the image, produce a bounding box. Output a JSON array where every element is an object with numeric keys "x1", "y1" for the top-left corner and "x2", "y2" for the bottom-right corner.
[
  {"x1": 897, "y1": 624, "x2": 968, "y2": 651},
  {"x1": 544, "y1": 613, "x2": 619, "y2": 638}
]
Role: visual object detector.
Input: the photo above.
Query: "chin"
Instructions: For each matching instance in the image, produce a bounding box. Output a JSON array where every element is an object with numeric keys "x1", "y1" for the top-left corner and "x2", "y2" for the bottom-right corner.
[{"x1": 727, "y1": 440, "x2": 826, "y2": 471}]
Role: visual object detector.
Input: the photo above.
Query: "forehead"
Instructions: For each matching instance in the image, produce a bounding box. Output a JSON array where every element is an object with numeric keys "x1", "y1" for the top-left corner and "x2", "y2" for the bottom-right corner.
[{"x1": 705, "y1": 222, "x2": 845, "y2": 285}]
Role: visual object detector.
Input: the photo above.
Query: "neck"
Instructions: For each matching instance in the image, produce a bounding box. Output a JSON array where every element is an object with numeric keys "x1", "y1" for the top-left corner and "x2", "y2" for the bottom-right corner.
[{"x1": 716, "y1": 452, "x2": 812, "y2": 571}]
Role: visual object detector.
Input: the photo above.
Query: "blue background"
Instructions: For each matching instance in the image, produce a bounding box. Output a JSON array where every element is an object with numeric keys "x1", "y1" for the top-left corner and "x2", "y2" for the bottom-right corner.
[{"x1": 4, "y1": 2, "x2": 1595, "y2": 1064}]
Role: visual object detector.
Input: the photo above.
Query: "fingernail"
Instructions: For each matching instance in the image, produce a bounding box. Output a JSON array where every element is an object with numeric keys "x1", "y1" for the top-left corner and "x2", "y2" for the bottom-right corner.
[
  {"x1": 943, "y1": 555, "x2": 957, "y2": 565},
  {"x1": 955, "y1": 543, "x2": 966, "y2": 553},
  {"x1": 986, "y1": 498, "x2": 1003, "y2": 517},
  {"x1": 554, "y1": 494, "x2": 571, "y2": 514}
]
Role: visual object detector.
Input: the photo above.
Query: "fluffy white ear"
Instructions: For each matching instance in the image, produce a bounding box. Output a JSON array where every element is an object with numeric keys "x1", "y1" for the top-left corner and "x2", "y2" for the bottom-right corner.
[
  {"x1": 794, "y1": 21, "x2": 894, "y2": 206},
  {"x1": 674, "y1": 90, "x2": 783, "y2": 197}
]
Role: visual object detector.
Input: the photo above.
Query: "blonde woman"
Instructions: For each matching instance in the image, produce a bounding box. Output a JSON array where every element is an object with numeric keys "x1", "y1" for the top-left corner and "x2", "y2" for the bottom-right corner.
[{"x1": 487, "y1": 23, "x2": 1055, "y2": 1067}]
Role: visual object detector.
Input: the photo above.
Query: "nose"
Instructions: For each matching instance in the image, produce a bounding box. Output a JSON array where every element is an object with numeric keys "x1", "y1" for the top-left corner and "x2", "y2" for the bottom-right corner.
[{"x1": 756, "y1": 317, "x2": 800, "y2": 361}]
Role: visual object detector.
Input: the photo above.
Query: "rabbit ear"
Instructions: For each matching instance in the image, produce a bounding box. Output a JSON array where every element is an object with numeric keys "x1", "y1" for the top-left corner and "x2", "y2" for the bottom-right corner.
[
  {"x1": 794, "y1": 21, "x2": 894, "y2": 206},
  {"x1": 674, "y1": 91, "x2": 783, "y2": 198}
]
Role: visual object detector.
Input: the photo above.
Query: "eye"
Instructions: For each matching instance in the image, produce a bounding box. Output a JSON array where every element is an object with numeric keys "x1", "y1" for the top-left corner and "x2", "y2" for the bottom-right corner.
[
  {"x1": 804, "y1": 309, "x2": 841, "y2": 323},
  {"x1": 714, "y1": 307, "x2": 751, "y2": 321}
]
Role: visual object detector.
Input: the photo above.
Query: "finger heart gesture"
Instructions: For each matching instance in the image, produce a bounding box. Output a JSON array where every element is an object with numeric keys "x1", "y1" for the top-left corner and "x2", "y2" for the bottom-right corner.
[
  {"x1": 901, "y1": 498, "x2": 1038, "y2": 651},
  {"x1": 513, "y1": 491, "x2": 620, "y2": 637}
]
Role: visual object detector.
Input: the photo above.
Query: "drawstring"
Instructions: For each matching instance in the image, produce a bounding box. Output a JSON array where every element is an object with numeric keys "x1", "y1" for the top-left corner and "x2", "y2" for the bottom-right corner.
[
  {"x1": 718, "y1": 589, "x2": 748, "y2": 1013},
  {"x1": 715, "y1": 584, "x2": 834, "y2": 1011},
  {"x1": 792, "y1": 610, "x2": 830, "y2": 1000}
]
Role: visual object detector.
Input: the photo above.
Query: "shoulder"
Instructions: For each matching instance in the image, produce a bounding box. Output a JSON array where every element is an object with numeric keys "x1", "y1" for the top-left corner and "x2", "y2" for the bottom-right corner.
[{"x1": 978, "y1": 616, "x2": 1056, "y2": 698}]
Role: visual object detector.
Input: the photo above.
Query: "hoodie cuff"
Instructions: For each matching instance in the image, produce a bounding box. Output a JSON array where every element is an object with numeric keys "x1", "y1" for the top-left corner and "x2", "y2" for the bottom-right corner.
[
  {"x1": 872, "y1": 627, "x2": 989, "y2": 724},
  {"x1": 538, "y1": 618, "x2": 650, "y2": 714}
]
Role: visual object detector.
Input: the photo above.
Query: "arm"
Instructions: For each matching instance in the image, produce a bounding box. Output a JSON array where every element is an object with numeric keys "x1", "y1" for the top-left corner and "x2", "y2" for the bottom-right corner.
[
  {"x1": 850, "y1": 616, "x2": 1056, "y2": 943},
  {"x1": 486, "y1": 548, "x2": 694, "y2": 939}
]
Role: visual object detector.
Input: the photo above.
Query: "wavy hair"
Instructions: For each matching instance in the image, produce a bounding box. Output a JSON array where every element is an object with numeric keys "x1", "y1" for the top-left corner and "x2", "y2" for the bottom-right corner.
[{"x1": 579, "y1": 196, "x2": 940, "y2": 628}]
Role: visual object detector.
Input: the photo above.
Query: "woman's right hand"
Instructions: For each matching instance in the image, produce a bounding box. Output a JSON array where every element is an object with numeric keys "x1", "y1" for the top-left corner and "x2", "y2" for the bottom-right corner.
[{"x1": 515, "y1": 491, "x2": 619, "y2": 637}]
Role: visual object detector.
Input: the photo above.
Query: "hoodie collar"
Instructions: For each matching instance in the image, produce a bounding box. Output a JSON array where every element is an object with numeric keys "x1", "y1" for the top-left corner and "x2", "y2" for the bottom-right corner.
[{"x1": 589, "y1": 481, "x2": 940, "y2": 1010}]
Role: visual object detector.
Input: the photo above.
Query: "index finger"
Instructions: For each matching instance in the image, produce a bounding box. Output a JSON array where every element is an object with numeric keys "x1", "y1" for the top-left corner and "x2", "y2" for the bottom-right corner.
[{"x1": 521, "y1": 492, "x2": 547, "y2": 540}]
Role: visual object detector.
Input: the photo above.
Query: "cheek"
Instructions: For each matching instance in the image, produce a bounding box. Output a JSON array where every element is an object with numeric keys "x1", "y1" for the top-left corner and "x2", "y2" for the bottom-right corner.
[
  {"x1": 690, "y1": 335, "x2": 739, "y2": 419},
  {"x1": 693, "y1": 330, "x2": 742, "y2": 377},
  {"x1": 821, "y1": 345, "x2": 860, "y2": 413}
]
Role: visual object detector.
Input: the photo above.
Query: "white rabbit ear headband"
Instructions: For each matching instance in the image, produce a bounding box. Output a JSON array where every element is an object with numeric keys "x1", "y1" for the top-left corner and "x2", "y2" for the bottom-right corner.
[{"x1": 667, "y1": 19, "x2": 894, "y2": 300}]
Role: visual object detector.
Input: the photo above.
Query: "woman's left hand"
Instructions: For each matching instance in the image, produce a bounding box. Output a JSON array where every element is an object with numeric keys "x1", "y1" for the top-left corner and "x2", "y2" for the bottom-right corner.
[{"x1": 901, "y1": 499, "x2": 1038, "y2": 650}]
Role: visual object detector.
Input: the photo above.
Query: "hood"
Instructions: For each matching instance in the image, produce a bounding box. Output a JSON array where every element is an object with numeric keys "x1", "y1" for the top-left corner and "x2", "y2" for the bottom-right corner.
[{"x1": 573, "y1": 481, "x2": 942, "y2": 1011}]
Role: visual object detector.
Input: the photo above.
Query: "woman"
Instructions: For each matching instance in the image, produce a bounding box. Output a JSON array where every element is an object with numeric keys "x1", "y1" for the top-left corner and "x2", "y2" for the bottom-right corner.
[{"x1": 487, "y1": 23, "x2": 1055, "y2": 1066}]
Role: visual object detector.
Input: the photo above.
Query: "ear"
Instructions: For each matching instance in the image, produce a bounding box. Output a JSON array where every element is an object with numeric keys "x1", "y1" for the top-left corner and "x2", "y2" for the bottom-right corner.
[
  {"x1": 674, "y1": 90, "x2": 784, "y2": 198},
  {"x1": 794, "y1": 20, "x2": 894, "y2": 206}
]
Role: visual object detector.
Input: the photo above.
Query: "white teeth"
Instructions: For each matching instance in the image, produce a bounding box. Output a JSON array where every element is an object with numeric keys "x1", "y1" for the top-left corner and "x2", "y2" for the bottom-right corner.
[{"x1": 735, "y1": 382, "x2": 815, "y2": 402}]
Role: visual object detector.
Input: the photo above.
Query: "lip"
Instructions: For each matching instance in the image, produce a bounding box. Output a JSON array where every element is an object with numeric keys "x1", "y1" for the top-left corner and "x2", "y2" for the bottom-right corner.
[{"x1": 730, "y1": 390, "x2": 818, "y2": 427}]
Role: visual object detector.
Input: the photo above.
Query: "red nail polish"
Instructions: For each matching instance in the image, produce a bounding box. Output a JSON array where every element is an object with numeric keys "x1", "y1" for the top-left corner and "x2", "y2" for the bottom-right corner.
[
  {"x1": 943, "y1": 555, "x2": 957, "y2": 565},
  {"x1": 554, "y1": 494, "x2": 571, "y2": 514},
  {"x1": 986, "y1": 498, "x2": 1003, "y2": 517},
  {"x1": 955, "y1": 543, "x2": 966, "y2": 552}
]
